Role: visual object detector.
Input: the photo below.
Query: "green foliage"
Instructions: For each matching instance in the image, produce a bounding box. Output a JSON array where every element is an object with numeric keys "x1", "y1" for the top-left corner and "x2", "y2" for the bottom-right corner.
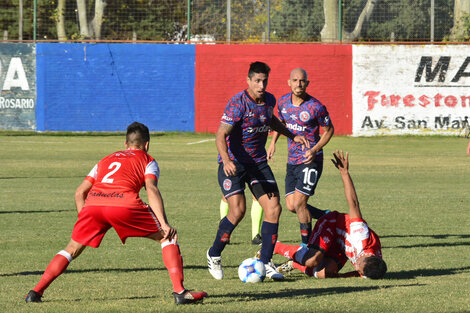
[
  {"x1": 0, "y1": 134, "x2": 469, "y2": 312},
  {"x1": 270, "y1": 0, "x2": 324, "y2": 41},
  {"x1": 358, "y1": 0, "x2": 454, "y2": 41}
]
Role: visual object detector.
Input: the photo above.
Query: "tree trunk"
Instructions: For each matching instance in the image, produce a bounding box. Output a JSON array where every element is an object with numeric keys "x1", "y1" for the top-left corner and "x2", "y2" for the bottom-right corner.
[
  {"x1": 451, "y1": 0, "x2": 470, "y2": 40},
  {"x1": 56, "y1": 0, "x2": 66, "y2": 41},
  {"x1": 92, "y1": 0, "x2": 107, "y2": 40},
  {"x1": 76, "y1": 0, "x2": 90, "y2": 39},
  {"x1": 343, "y1": 0, "x2": 378, "y2": 41},
  {"x1": 321, "y1": 0, "x2": 378, "y2": 42},
  {"x1": 320, "y1": 0, "x2": 338, "y2": 42}
]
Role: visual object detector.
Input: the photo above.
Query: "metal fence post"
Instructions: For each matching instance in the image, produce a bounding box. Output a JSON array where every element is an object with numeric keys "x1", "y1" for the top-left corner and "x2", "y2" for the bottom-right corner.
[
  {"x1": 33, "y1": 0, "x2": 37, "y2": 41},
  {"x1": 430, "y1": 0, "x2": 435, "y2": 42},
  {"x1": 227, "y1": 0, "x2": 231, "y2": 42},
  {"x1": 187, "y1": 0, "x2": 191, "y2": 41},
  {"x1": 338, "y1": 0, "x2": 343, "y2": 42}
]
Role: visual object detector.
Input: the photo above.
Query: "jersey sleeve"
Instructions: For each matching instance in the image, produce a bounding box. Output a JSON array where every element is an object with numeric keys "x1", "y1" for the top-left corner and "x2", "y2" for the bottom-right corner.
[
  {"x1": 349, "y1": 219, "x2": 370, "y2": 254},
  {"x1": 84, "y1": 164, "x2": 98, "y2": 184},
  {"x1": 221, "y1": 97, "x2": 244, "y2": 126},
  {"x1": 144, "y1": 160, "x2": 160, "y2": 182},
  {"x1": 315, "y1": 102, "x2": 332, "y2": 127},
  {"x1": 277, "y1": 100, "x2": 285, "y2": 123}
]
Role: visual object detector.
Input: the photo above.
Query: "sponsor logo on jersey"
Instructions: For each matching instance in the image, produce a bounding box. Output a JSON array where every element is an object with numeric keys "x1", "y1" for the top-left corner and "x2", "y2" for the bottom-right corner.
[
  {"x1": 246, "y1": 125, "x2": 271, "y2": 134},
  {"x1": 281, "y1": 109, "x2": 287, "y2": 114},
  {"x1": 290, "y1": 114, "x2": 298, "y2": 121},
  {"x1": 323, "y1": 115, "x2": 330, "y2": 124},
  {"x1": 245, "y1": 111, "x2": 255, "y2": 118},
  {"x1": 286, "y1": 123, "x2": 306, "y2": 132},
  {"x1": 222, "y1": 114, "x2": 233, "y2": 122},
  {"x1": 260, "y1": 114, "x2": 266, "y2": 123},
  {"x1": 223, "y1": 179, "x2": 232, "y2": 191},
  {"x1": 300, "y1": 111, "x2": 310, "y2": 122}
]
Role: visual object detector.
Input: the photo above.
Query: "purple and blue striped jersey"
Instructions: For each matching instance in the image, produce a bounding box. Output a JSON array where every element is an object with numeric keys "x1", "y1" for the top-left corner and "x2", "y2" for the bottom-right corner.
[
  {"x1": 277, "y1": 93, "x2": 331, "y2": 165},
  {"x1": 218, "y1": 90, "x2": 276, "y2": 164}
]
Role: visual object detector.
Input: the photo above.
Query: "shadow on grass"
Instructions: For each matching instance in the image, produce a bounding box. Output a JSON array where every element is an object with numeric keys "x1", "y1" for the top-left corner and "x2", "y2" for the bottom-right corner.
[
  {"x1": 215, "y1": 283, "x2": 424, "y2": 301},
  {"x1": 385, "y1": 266, "x2": 470, "y2": 280},
  {"x1": 0, "y1": 209, "x2": 73, "y2": 214},
  {"x1": 2, "y1": 264, "x2": 227, "y2": 277},
  {"x1": 382, "y1": 234, "x2": 470, "y2": 239},
  {"x1": 0, "y1": 176, "x2": 83, "y2": 180}
]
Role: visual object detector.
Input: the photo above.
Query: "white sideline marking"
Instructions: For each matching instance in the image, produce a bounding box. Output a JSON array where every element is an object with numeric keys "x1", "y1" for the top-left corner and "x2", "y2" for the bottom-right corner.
[{"x1": 186, "y1": 139, "x2": 215, "y2": 145}]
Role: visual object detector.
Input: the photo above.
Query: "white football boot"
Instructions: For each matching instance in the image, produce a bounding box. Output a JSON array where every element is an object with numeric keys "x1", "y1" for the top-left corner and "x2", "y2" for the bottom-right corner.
[
  {"x1": 206, "y1": 249, "x2": 224, "y2": 280},
  {"x1": 264, "y1": 261, "x2": 285, "y2": 281}
]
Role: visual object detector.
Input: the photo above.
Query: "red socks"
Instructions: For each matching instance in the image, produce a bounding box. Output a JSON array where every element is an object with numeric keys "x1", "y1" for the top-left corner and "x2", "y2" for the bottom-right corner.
[
  {"x1": 274, "y1": 241, "x2": 302, "y2": 259},
  {"x1": 161, "y1": 241, "x2": 185, "y2": 294},
  {"x1": 33, "y1": 251, "x2": 72, "y2": 295}
]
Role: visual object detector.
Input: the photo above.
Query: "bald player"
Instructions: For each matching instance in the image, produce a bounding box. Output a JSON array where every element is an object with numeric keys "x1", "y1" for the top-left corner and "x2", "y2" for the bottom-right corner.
[{"x1": 268, "y1": 68, "x2": 334, "y2": 246}]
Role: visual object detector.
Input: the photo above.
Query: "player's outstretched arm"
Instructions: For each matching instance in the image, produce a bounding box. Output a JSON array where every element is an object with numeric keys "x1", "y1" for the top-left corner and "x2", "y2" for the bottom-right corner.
[
  {"x1": 331, "y1": 150, "x2": 362, "y2": 219},
  {"x1": 145, "y1": 178, "x2": 177, "y2": 241},
  {"x1": 75, "y1": 180, "x2": 93, "y2": 214},
  {"x1": 269, "y1": 115, "x2": 310, "y2": 149}
]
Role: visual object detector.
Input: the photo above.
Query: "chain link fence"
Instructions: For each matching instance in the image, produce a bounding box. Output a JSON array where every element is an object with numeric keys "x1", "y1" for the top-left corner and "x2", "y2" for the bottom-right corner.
[{"x1": 0, "y1": 0, "x2": 466, "y2": 43}]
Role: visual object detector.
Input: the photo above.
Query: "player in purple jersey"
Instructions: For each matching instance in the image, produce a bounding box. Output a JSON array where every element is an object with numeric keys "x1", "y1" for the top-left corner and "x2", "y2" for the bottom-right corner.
[
  {"x1": 268, "y1": 68, "x2": 334, "y2": 246},
  {"x1": 207, "y1": 62, "x2": 309, "y2": 281}
]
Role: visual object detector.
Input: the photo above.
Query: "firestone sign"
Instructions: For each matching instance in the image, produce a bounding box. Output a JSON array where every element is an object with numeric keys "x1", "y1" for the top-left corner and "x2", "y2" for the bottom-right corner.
[
  {"x1": 352, "y1": 45, "x2": 470, "y2": 136},
  {"x1": 0, "y1": 43, "x2": 36, "y2": 130}
]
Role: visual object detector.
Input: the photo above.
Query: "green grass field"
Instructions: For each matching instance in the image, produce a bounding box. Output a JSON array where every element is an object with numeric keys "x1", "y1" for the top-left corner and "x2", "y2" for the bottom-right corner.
[{"x1": 1, "y1": 133, "x2": 469, "y2": 313}]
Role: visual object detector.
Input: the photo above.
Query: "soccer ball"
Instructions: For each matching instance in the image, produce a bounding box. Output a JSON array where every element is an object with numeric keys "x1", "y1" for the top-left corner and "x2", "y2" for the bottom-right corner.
[{"x1": 238, "y1": 257, "x2": 266, "y2": 283}]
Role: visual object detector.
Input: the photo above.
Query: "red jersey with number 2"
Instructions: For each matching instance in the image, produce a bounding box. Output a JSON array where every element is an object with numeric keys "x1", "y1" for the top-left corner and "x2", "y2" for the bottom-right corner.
[{"x1": 84, "y1": 149, "x2": 160, "y2": 208}]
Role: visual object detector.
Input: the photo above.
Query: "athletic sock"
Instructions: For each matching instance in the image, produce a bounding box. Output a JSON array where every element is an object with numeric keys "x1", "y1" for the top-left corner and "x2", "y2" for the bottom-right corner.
[
  {"x1": 273, "y1": 241, "x2": 302, "y2": 259},
  {"x1": 292, "y1": 261, "x2": 314, "y2": 277},
  {"x1": 33, "y1": 250, "x2": 72, "y2": 295},
  {"x1": 209, "y1": 217, "x2": 235, "y2": 257},
  {"x1": 259, "y1": 221, "x2": 278, "y2": 264},
  {"x1": 250, "y1": 200, "x2": 263, "y2": 239},
  {"x1": 161, "y1": 240, "x2": 185, "y2": 294},
  {"x1": 307, "y1": 204, "x2": 326, "y2": 220},
  {"x1": 299, "y1": 222, "x2": 312, "y2": 245},
  {"x1": 219, "y1": 199, "x2": 229, "y2": 220}
]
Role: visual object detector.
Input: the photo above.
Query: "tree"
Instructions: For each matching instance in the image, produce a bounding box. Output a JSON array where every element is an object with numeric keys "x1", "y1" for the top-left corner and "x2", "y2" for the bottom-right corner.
[
  {"x1": 450, "y1": 0, "x2": 470, "y2": 41},
  {"x1": 321, "y1": 0, "x2": 379, "y2": 41},
  {"x1": 76, "y1": 0, "x2": 107, "y2": 40}
]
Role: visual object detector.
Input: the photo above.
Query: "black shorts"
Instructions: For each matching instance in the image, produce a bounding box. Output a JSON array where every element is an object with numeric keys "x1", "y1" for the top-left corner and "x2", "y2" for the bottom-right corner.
[
  {"x1": 285, "y1": 161, "x2": 323, "y2": 197},
  {"x1": 218, "y1": 161, "x2": 279, "y2": 199}
]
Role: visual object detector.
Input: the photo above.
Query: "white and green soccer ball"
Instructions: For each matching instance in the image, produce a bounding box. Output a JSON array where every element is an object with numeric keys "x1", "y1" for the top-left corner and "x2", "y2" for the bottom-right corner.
[{"x1": 238, "y1": 257, "x2": 266, "y2": 283}]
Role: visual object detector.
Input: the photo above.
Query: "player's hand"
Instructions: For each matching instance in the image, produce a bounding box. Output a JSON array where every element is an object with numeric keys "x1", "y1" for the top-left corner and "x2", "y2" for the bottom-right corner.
[
  {"x1": 267, "y1": 143, "x2": 276, "y2": 161},
  {"x1": 223, "y1": 159, "x2": 237, "y2": 176},
  {"x1": 331, "y1": 150, "x2": 349, "y2": 173},
  {"x1": 293, "y1": 135, "x2": 310, "y2": 150},
  {"x1": 162, "y1": 223, "x2": 178, "y2": 241},
  {"x1": 303, "y1": 148, "x2": 318, "y2": 164}
]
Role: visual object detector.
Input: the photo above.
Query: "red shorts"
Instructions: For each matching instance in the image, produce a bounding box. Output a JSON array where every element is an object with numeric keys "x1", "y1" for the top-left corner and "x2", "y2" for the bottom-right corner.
[
  {"x1": 71, "y1": 205, "x2": 162, "y2": 248},
  {"x1": 308, "y1": 211, "x2": 347, "y2": 269}
]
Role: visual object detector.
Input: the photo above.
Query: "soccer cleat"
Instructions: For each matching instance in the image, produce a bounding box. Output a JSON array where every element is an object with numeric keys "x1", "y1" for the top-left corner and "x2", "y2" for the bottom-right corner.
[
  {"x1": 173, "y1": 289, "x2": 208, "y2": 304},
  {"x1": 276, "y1": 260, "x2": 295, "y2": 275},
  {"x1": 264, "y1": 261, "x2": 285, "y2": 281},
  {"x1": 25, "y1": 290, "x2": 42, "y2": 303},
  {"x1": 254, "y1": 249, "x2": 261, "y2": 259},
  {"x1": 206, "y1": 249, "x2": 223, "y2": 280},
  {"x1": 251, "y1": 234, "x2": 262, "y2": 245}
]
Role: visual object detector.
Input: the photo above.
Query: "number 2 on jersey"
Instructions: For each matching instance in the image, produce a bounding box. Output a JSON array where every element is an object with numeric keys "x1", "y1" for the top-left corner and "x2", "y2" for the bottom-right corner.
[{"x1": 102, "y1": 162, "x2": 121, "y2": 183}]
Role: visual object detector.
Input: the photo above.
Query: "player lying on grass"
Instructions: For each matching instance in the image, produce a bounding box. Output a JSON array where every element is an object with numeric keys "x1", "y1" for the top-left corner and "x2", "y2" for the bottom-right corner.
[
  {"x1": 273, "y1": 150, "x2": 387, "y2": 279},
  {"x1": 25, "y1": 122, "x2": 207, "y2": 304}
]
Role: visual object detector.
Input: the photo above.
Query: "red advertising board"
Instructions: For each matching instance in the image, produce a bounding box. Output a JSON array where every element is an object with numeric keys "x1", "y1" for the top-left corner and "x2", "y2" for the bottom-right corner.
[{"x1": 195, "y1": 44, "x2": 352, "y2": 135}]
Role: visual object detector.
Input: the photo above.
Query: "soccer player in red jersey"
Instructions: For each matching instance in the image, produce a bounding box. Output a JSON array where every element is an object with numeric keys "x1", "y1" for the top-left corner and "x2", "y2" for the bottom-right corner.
[
  {"x1": 25, "y1": 122, "x2": 207, "y2": 304},
  {"x1": 274, "y1": 151, "x2": 387, "y2": 279}
]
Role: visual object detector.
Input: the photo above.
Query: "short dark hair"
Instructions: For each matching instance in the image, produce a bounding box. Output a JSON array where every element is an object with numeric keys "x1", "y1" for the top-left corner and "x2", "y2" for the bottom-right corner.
[
  {"x1": 248, "y1": 61, "x2": 271, "y2": 78},
  {"x1": 126, "y1": 122, "x2": 150, "y2": 147},
  {"x1": 362, "y1": 256, "x2": 387, "y2": 279}
]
